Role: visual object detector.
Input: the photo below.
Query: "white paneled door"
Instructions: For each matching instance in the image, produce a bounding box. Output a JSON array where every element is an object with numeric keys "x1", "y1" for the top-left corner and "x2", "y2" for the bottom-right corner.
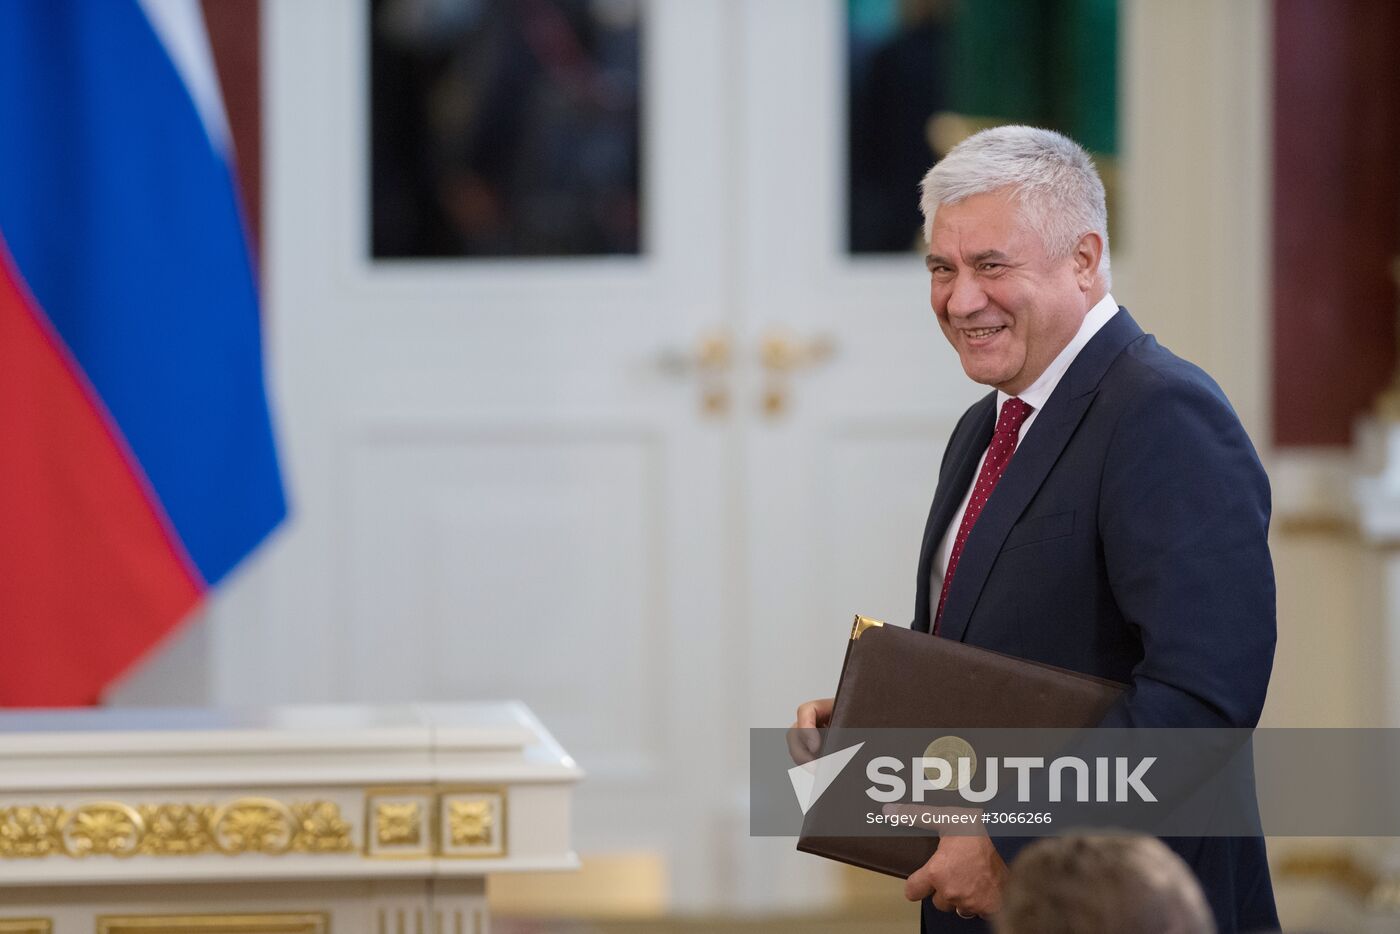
[{"x1": 214, "y1": 0, "x2": 975, "y2": 914}]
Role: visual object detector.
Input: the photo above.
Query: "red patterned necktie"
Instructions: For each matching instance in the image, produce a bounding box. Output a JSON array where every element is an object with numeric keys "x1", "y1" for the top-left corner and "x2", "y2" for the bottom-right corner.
[{"x1": 934, "y1": 397, "x2": 1034, "y2": 633}]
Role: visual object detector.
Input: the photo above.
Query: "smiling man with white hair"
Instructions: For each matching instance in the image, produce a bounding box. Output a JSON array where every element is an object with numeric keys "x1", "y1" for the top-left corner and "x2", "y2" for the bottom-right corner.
[{"x1": 793, "y1": 126, "x2": 1277, "y2": 933}]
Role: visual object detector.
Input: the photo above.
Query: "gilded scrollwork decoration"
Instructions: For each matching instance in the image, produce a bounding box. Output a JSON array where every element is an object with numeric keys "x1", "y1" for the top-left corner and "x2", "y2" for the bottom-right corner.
[
  {"x1": 62, "y1": 802, "x2": 144, "y2": 858},
  {"x1": 137, "y1": 804, "x2": 216, "y2": 856},
  {"x1": 0, "y1": 806, "x2": 64, "y2": 859},
  {"x1": 0, "y1": 799, "x2": 354, "y2": 859},
  {"x1": 212, "y1": 799, "x2": 296, "y2": 854},
  {"x1": 374, "y1": 802, "x2": 422, "y2": 847},
  {"x1": 447, "y1": 801, "x2": 493, "y2": 847},
  {"x1": 290, "y1": 801, "x2": 353, "y2": 853},
  {"x1": 364, "y1": 790, "x2": 433, "y2": 859},
  {"x1": 438, "y1": 789, "x2": 506, "y2": 858}
]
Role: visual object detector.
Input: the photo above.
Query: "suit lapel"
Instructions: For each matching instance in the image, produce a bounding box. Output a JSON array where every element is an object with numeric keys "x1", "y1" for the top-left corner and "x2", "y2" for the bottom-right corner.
[
  {"x1": 937, "y1": 309, "x2": 1145, "y2": 643},
  {"x1": 912, "y1": 393, "x2": 995, "y2": 632}
]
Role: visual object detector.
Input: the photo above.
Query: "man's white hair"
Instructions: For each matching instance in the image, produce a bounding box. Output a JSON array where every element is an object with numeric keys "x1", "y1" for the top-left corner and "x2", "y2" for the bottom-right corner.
[{"x1": 919, "y1": 125, "x2": 1111, "y2": 286}]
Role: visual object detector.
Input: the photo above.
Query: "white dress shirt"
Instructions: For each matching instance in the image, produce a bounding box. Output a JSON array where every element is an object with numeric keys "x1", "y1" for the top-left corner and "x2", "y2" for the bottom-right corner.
[{"x1": 933, "y1": 292, "x2": 1120, "y2": 583}]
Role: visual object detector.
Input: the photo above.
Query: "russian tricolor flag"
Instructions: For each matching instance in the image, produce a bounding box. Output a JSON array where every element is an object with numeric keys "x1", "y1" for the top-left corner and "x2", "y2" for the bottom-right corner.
[{"x1": 0, "y1": 1, "x2": 285, "y2": 706}]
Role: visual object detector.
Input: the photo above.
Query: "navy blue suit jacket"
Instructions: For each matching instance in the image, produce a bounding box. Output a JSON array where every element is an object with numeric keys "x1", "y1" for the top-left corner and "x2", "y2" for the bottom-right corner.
[{"x1": 914, "y1": 309, "x2": 1278, "y2": 933}]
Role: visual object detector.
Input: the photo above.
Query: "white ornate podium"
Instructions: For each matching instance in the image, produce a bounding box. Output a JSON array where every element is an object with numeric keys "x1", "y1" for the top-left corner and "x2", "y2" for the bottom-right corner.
[{"x1": 0, "y1": 703, "x2": 580, "y2": 934}]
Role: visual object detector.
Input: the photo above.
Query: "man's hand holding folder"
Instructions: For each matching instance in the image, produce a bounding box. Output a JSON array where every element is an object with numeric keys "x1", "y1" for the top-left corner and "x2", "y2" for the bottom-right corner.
[
  {"x1": 787, "y1": 697, "x2": 832, "y2": 765},
  {"x1": 788, "y1": 696, "x2": 1010, "y2": 920},
  {"x1": 787, "y1": 616, "x2": 1125, "y2": 922}
]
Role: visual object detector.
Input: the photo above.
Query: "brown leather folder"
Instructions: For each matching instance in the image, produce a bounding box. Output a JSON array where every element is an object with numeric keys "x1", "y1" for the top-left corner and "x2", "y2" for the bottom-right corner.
[{"x1": 795, "y1": 616, "x2": 1126, "y2": 878}]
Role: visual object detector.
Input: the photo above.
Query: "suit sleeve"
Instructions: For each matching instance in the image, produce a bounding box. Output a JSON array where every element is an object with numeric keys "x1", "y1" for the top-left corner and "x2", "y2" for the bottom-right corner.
[{"x1": 1096, "y1": 374, "x2": 1276, "y2": 729}]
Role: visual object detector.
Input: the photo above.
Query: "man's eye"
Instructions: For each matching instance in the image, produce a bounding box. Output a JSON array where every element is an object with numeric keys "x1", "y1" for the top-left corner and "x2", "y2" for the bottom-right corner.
[{"x1": 979, "y1": 263, "x2": 1003, "y2": 272}]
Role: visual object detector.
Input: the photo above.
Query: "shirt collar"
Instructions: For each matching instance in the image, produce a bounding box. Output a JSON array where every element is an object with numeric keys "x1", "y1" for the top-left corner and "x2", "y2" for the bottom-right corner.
[{"x1": 998, "y1": 292, "x2": 1119, "y2": 413}]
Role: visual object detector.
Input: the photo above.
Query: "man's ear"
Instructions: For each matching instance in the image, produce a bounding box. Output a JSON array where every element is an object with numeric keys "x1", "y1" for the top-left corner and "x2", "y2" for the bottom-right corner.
[{"x1": 1072, "y1": 232, "x2": 1104, "y2": 290}]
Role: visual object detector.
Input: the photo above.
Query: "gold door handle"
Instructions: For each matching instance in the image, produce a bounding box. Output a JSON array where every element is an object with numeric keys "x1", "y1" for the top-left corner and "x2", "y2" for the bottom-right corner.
[
  {"x1": 657, "y1": 332, "x2": 731, "y2": 374},
  {"x1": 758, "y1": 330, "x2": 837, "y2": 417},
  {"x1": 759, "y1": 331, "x2": 837, "y2": 373},
  {"x1": 657, "y1": 331, "x2": 732, "y2": 416}
]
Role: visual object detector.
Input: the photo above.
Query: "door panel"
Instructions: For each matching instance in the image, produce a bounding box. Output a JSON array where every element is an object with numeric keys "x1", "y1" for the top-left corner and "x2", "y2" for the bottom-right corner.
[
  {"x1": 239, "y1": 0, "x2": 742, "y2": 909},
  {"x1": 736, "y1": 0, "x2": 979, "y2": 727}
]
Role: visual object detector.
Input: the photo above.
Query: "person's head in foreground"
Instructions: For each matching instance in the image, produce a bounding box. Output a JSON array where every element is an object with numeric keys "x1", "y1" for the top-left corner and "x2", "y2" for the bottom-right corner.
[{"x1": 994, "y1": 834, "x2": 1216, "y2": 934}]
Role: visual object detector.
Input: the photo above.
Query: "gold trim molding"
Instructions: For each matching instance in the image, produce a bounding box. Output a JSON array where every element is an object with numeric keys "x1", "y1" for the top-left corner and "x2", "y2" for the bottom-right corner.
[
  {"x1": 0, "y1": 799, "x2": 352, "y2": 860},
  {"x1": 1, "y1": 786, "x2": 508, "y2": 862},
  {"x1": 1278, "y1": 849, "x2": 1400, "y2": 913},
  {"x1": 1274, "y1": 514, "x2": 1359, "y2": 540},
  {"x1": 0, "y1": 920, "x2": 52, "y2": 934},
  {"x1": 97, "y1": 914, "x2": 328, "y2": 934}
]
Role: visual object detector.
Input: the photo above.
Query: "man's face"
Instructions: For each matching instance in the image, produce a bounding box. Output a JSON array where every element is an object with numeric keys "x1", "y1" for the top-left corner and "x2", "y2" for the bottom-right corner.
[{"x1": 926, "y1": 188, "x2": 1092, "y2": 395}]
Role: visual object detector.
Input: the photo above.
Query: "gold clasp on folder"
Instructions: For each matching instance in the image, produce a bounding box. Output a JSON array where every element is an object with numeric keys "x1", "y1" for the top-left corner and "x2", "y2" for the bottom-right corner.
[{"x1": 850, "y1": 615, "x2": 885, "y2": 640}]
